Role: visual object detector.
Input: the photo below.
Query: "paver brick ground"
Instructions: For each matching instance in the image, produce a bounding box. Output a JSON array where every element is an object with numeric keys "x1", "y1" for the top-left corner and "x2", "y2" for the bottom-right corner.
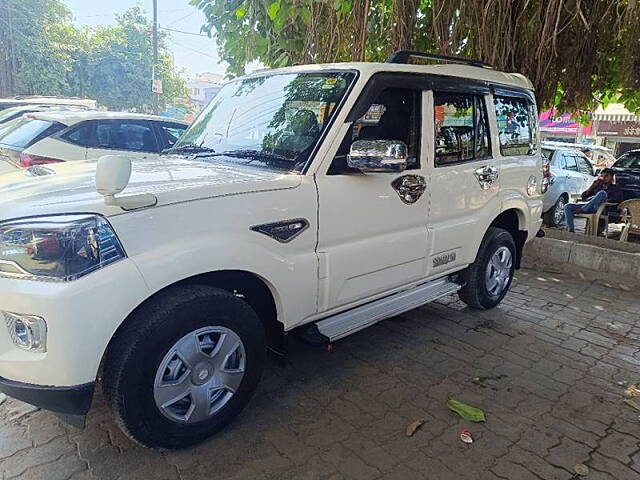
[{"x1": 1, "y1": 268, "x2": 640, "y2": 479}]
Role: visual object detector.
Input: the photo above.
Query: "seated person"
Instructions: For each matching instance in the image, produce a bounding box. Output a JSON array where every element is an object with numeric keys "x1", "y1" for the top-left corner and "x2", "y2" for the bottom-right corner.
[{"x1": 563, "y1": 168, "x2": 623, "y2": 232}]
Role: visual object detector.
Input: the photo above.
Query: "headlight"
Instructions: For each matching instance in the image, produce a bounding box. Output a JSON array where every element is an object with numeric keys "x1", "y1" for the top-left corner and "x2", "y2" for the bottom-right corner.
[{"x1": 0, "y1": 214, "x2": 125, "y2": 281}]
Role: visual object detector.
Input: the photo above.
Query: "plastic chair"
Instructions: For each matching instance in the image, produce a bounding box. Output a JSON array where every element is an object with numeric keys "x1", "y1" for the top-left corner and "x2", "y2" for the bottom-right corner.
[
  {"x1": 618, "y1": 199, "x2": 640, "y2": 242},
  {"x1": 574, "y1": 202, "x2": 616, "y2": 237}
]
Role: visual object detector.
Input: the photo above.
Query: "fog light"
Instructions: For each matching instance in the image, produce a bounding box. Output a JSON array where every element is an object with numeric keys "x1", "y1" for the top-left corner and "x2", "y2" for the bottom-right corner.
[{"x1": 3, "y1": 311, "x2": 47, "y2": 352}]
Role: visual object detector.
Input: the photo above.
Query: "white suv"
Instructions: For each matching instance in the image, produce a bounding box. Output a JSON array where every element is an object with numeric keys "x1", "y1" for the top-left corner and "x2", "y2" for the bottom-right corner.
[{"x1": 0, "y1": 52, "x2": 543, "y2": 449}]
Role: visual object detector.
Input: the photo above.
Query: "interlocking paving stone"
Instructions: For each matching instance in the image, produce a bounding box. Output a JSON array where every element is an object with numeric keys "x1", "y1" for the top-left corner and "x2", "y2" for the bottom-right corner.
[{"x1": 1, "y1": 268, "x2": 639, "y2": 479}]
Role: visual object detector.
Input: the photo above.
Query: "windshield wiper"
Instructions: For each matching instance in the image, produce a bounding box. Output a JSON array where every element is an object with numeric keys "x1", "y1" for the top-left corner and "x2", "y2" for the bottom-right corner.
[
  {"x1": 163, "y1": 144, "x2": 217, "y2": 155},
  {"x1": 195, "y1": 149, "x2": 294, "y2": 165}
]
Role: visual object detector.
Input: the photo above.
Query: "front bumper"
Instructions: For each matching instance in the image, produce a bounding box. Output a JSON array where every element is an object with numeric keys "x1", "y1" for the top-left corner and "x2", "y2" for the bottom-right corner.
[
  {"x1": 0, "y1": 376, "x2": 94, "y2": 415},
  {"x1": 0, "y1": 258, "x2": 149, "y2": 387}
]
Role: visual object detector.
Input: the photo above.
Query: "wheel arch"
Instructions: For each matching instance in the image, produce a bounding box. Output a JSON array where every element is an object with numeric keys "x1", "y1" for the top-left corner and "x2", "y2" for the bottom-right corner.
[
  {"x1": 99, "y1": 269, "x2": 285, "y2": 378},
  {"x1": 489, "y1": 208, "x2": 528, "y2": 269}
]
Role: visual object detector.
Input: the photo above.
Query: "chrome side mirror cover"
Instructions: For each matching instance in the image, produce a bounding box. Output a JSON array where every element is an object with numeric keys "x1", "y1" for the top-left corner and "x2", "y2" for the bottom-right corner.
[{"x1": 347, "y1": 140, "x2": 408, "y2": 173}]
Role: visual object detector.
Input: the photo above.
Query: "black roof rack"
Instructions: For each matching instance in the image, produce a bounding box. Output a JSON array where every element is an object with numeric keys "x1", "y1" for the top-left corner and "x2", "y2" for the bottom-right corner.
[{"x1": 386, "y1": 50, "x2": 493, "y2": 69}]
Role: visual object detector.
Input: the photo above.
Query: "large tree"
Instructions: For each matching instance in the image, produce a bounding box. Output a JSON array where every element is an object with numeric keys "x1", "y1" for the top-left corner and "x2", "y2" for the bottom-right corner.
[
  {"x1": 192, "y1": 0, "x2": 640, "y2": 113},
  {"x1": 0, "y1": 2, "x2": 187, "y2": 111}
]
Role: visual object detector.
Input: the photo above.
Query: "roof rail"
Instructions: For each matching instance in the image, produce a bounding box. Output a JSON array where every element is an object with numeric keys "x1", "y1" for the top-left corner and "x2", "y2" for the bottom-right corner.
[{"x1": 386, "y1": 50, "x2": 493, "y2": 69}]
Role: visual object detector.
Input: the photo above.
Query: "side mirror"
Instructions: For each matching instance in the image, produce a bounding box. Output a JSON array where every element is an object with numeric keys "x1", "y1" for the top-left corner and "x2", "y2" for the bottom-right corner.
[
  {"x1": 95, "y1": 155, "x2": 156, "y2": 209},
  {"x1": 347, "y1": 140, "x2": 408, "y2": 173},
  {"x1": 96, "y1": 155, "x2": 132, "y2": 197}
]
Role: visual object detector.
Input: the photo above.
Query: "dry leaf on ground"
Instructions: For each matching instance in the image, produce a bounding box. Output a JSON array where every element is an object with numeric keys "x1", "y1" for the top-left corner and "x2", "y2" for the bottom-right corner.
[{"x1": 405, "y1": 419, "x2": 425, "y2": 437}]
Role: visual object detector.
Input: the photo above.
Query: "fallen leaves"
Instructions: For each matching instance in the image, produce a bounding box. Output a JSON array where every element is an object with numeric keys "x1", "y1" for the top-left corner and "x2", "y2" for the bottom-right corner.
[
  {"x1": 574, "y1": 463, "x2": 589, "y2": 476},
  {"x1": 447, "y1": 399, "x2": 486, "y2": 423},
  {"x1": 405, "y1": 419, "x2": 425, "y2": 437}
]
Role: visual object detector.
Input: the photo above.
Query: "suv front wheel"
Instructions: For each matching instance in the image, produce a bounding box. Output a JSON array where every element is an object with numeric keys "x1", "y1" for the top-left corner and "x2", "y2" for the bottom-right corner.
[
  {"x1": 458, "y1": 227, "x2": 516, "y2": 310},
  {"x1": 103, "y1": 285, "x2": 266, "y2": 449}
]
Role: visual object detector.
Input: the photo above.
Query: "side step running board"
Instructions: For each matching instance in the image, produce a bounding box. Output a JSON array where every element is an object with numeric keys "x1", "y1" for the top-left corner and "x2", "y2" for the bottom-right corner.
[{"x1": 309, "y1": 276, "x2": 462, "y2": 343}]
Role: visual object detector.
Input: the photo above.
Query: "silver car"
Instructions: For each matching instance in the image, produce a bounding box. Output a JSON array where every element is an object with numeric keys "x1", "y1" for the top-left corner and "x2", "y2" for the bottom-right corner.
[{"x1": 542, "y1": 144, "x2": 596, "y2": 226}]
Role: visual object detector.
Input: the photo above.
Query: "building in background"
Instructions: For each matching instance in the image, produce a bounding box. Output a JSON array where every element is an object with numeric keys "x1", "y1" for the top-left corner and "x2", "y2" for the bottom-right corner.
[
  {"x1": 539, "y1": 109, "x2": 592, "y2": 143},
  {"x1": 592, "y1": 103, "x2": 640, "y2": 157},
  {"x1": 187, "y1": 72, "x2": 224, "y2": 111}
]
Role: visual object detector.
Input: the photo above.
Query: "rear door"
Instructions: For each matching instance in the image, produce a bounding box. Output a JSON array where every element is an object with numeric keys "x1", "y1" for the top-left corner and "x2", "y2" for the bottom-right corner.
[
  {"x1": 87, "y1": 119, "x2": 161, "y2": 160},
  {"x1": 575, "y1": 154, "x2": 596, "y2": 191},
  {"x1": 427, "y1": 90, "x2": 499, "y2": 275},
  {"x1": 562, "y1": 153, "x2": 581, "y2": 199}
]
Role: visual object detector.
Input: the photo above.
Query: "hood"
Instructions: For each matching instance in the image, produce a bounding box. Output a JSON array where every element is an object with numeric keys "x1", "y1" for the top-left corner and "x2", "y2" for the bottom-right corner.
[{"x1": 0, "y1": 155, "x2": 302, "y2": 221}]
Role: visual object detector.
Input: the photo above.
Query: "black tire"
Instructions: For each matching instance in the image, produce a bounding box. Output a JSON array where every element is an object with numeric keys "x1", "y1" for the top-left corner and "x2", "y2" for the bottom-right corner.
[
  {"x1": 543, "y1": 195, "x2": 567, "y2": 227},
  {"x1": 102, "y1": 285, "x2": 266, "y2": 449},
  {"x1": 458, "y1": 227, "x2": 516, "y2": 310}
]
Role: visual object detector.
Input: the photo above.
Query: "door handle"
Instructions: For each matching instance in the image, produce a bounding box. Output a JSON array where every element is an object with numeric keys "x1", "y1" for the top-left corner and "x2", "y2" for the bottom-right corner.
[
  {"x1": 391, "y1": 174, "x2": 427, "y2": 204},
  {"x1": 474, "y1": 165, "x2": 499, "y2": 190}
]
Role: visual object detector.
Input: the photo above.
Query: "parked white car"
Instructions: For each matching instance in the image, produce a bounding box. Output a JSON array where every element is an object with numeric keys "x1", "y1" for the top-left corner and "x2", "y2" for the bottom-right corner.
[
  {"x1": 0, "y1": 52, "x2": 543, "y2": 449},
  {"x1": 541, "y1": 143, "x2": 596, "y2": 226},
  {"x1": 0, "y1": 96, "x2": 97, "y2": 111},
  {"x1": 0, "y1": 111, "x2": 188, "y2": 175}
]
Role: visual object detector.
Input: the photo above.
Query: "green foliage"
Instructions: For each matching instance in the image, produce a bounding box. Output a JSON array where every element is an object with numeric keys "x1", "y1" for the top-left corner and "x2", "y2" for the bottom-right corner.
[
  {"x1": 0, "y1": 2, "x2": 187, "y2": 111},
  {"x1": 192, "y1": 0, "x2": 640, "y2": 114}
]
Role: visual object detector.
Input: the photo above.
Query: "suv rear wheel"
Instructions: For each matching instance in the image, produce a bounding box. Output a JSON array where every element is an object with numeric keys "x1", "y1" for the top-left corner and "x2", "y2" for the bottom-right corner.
[
  {"x1": 458, "y1": 227, "x2": 516, "y2": 310},
  {"x1": 543, "y1": 195, "x2": 567, "y2": 227},
  {"x1": 103, "y1": 285, "x2": 266, "y2": 449}
]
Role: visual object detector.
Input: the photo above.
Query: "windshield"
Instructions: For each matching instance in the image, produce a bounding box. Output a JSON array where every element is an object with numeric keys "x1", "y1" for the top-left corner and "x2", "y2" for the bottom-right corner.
[
  {"x1": 614, "y1": 151, "x2": 640, "y2": 169},
  {"x1": 173, "y1": 71, "x2": 356, "y2": 172}
]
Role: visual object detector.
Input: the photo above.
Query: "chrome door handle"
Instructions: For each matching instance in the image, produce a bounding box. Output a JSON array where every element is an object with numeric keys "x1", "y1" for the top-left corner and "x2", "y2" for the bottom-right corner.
[
  {"x1": 474, "y1": 165, "x2": 499, "y2": 190},
  {"x1": 391, "y1": 174, "x2": 427, "y2": 204}
]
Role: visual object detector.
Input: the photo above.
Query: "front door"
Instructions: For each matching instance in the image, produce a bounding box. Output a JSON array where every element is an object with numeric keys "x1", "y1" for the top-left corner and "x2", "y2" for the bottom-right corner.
[
  {"x1": 315, "y1": 87, "x2": 429, "y2": 312},
  {"x1": 426, "y1": 90, "x2": 501, "y2": 276}
]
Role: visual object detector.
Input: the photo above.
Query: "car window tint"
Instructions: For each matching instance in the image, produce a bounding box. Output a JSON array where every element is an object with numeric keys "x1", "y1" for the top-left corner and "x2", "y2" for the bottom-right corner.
[
  {"x1": 0, "y1": 118, "x2": 66, "y2": 149},
  {"x1": 494, "y1": 96, "x2": 536, "y2": 156},
  {"x1": 334, "y1": 87, "x2": 421, "y2": 170},
  {"x1": 159, "y1": 124, "x2": 186, "y2": 148},
  {"x1": 554, "y1": 153, "x2": 566, "y2": 169},
  {"x1": 60, "y1": 122, "x2": 90, "y2": 147},
  {"x1": 434, "y1": 92, "x2": 491, "y2": 166},
  {"x1": 113, "y1": 122, "x2": 157, "y2": 152},
  {"x1": 563, "y1": 153, "x2": 578, "y2": 171},
  {"x1": 94, "y1": 122, "x2": 112, "y2": 148},
  {"x1": 576, "y1": 156, "x2": 593, "y2": 175},
  {"x1": 615, "y1": 152, "x2": 640, "y2": 169}
]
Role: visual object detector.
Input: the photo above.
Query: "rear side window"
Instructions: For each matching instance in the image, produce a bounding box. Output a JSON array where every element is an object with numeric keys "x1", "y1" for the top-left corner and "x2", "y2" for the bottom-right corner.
[
  {"x1": 0, "y1": 118, "x2": 66, "y2": 149},
  {"x1": 494, "y1": 96, "x2": 537, "y2": 156},
  {"x1": 434, "y1": 92, "x2": 491, "y2": 166},
  {"x1": 60, "y1": 122, "x2": 91, "y2": 147},
  {"x1": 91, "y1": 120, "x2": 159, "y2": 152}
]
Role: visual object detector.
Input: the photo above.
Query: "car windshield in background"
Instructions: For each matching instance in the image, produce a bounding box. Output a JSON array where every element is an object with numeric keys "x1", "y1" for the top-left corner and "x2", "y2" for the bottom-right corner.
[
  {"x1": 172, "y1": 71, "x2": 356, "y2": 172},
  {"x1": 0, "y1": 118, "x2": 66, "y2": 149},
  {"x1": 614, "y1": 151, "x2": 640, "y2": 169}
]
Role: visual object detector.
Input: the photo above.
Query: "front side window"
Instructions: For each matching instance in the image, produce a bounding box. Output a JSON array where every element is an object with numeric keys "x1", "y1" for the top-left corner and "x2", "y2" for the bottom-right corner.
[
  {"x1": 332, "y1": 87, "x2": 421, "y2": 172},
  {"x1": 159, "y1": 123, "x2": 187, "y2": 148},
  {"x1": 174, "y1": 71, "x2": 356, "y2": 172},
  {"x1": 576, "y1": 156, "x2": 594, "y2": 175},
  {"x1": 563, "y1": 153, "x2": 578, "y2": 171},
  {"x1": 494, "y1": 95, "x2": 536, "y2": 156},
  {"x1": 434, "y1": 92, "x2": 490, "y2": 166}
]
